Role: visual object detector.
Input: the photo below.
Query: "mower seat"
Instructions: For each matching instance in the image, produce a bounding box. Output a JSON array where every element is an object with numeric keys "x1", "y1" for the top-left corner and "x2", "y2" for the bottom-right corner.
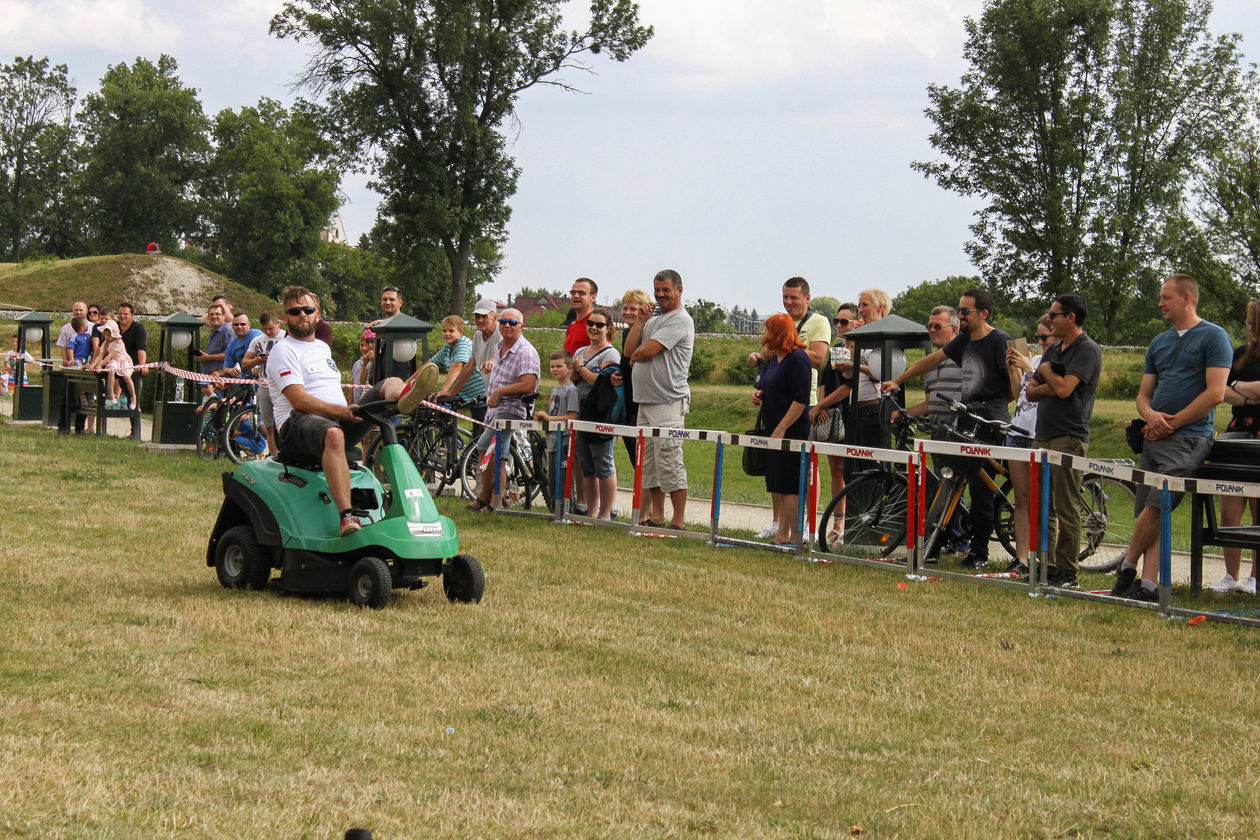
[{"x1": 275, "y1": 446, "x2": 364, "y2": 472}]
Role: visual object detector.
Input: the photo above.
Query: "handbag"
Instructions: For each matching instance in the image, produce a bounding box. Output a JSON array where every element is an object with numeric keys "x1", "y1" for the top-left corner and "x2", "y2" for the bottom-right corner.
[
  {"x1": 742, "y1": 405, "x2": 768, "y2": 477},
  {"x1": 809, "y1": 406, "x2": 844, "y2": 443}
]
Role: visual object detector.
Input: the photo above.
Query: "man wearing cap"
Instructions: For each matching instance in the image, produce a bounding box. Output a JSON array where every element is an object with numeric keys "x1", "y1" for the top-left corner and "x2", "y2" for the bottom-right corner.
[{"x1": 450, "y1": 297, "x2": 501, "y2": 422}]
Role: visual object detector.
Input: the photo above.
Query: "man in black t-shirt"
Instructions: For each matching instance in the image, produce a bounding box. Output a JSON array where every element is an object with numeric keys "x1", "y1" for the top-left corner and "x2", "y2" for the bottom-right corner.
[
  {"x1": 116, "y1": 303, "x2": 147, "y2": 402},
  {"x1": 883, "y1": 288, "x2": 1020, "y2": 568},
  {"x1": 1025, "y1": 294, "x2": 1103, "y2": 588}
]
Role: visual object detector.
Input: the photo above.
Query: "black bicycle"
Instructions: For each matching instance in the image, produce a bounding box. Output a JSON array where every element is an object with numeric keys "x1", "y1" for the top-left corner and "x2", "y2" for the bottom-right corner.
[
  {"x1": 365, "y1": 395, "x2": 484, "y2": 497},
  {"x1": 197, "y1": 383, "x2": 267, "y2": 465},
  {"x1": 458, "y1": 394, "x2": 552, "y2": 511},
  {"x1": 816, "y1": 396, "x2": 1017, "y2": 559}
]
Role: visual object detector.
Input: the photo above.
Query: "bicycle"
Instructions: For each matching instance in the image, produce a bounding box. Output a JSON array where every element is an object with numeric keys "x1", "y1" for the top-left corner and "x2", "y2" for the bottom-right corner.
[
  {"x1": 458, "y1": 393, "x2": 552, "y2": 511},
  {"x1": 197, "y1": 383, "x2": 264, "y2": 464},
  {"x1": 365, "y1": 395, "x2": 484, "y2": 497},
  {"x1": 815, "y1": 397, "x2": 927, "y2": 557},
  {"x1": 817, "y1": 397, "x2": 1017, "y2": 559}
]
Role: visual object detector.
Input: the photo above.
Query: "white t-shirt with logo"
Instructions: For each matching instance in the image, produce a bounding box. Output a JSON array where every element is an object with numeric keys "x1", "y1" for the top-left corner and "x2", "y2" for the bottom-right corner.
[{"x1": 267, "y1": 334, "x2": 345, "y2": 429}]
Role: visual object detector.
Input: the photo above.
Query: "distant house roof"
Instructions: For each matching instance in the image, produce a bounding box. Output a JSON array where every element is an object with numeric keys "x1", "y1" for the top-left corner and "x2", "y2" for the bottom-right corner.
[{"x1": 513, "y1": 293, "x2": 568, "y2": 317}]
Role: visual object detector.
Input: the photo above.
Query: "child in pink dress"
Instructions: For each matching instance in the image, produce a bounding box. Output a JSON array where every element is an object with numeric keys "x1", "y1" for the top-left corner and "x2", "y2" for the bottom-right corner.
[{"x1": 87, "y1": 319, "x2": 136, "y2": 409}]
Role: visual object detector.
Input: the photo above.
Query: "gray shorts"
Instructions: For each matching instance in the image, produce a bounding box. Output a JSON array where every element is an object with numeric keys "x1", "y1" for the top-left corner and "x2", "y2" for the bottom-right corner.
[
  {"x1": 257, "y1": 385, "x2": 275, "y2": 428},
  {"x1": 1133, "y1": 433, "x2": 1213, "y2": 514}
]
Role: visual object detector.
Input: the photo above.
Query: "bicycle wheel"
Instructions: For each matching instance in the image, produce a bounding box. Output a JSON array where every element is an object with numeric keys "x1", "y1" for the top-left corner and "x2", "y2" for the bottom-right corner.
[
  {"x1": 407, "y1": 423, "x2": 450, "y2": 496},
  {"x1": 196, "y1": 398, "x2": 224, "y2": 460},
  {"x1": 499, "y1": 436, "x2": 540, "y2": 510},
  {"x1": 224, "y1": 403, "x2": 268, "y2": 464},
  {"x1": 1078, "y1": 476, "x2": 1137, "y2": 571},
  {"x1": 459, "y1": 440, "x2": 484, "y2": 500},
  {"x1": 364, "y1": 433, "x2": 389, "y2": 490},
  {"x1": 528, "y1": 431, "x2": 552, "y2": 510},
  {"x1": 818, "y1": 471, "x2": 908, "y2": 557},
  {"x1": 994, "y1": 478, "x2": 1016, "y2": 560}
]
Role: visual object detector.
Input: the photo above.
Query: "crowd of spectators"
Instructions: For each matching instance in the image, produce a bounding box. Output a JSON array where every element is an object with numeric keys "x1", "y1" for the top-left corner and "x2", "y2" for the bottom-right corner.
[{"x1": 25, "y1": 269, "x2": 1258, "y2": 577}]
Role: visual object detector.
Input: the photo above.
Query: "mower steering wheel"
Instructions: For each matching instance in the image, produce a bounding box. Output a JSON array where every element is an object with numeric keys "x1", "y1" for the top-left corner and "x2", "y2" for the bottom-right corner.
[{"x1": 353, "y1": 398, "x2": 401, "y2": 435}]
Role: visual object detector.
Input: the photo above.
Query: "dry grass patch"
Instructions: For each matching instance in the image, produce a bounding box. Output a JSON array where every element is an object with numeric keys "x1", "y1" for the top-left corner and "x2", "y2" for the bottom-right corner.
[{"x1": 3, "y1": 425, "x2": 1260, "y2": 838}]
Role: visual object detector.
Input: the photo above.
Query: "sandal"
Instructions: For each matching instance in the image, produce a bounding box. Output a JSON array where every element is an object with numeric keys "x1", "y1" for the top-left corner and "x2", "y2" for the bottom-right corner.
[{"x1": 466, "y1": 499, "x2": 492, "y2": 512}]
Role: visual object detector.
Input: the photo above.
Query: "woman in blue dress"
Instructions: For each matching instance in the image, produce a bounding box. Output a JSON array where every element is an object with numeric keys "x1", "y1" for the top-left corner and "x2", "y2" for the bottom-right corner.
[{"x1": 757, "y1": 313, "x2": 812, "y2": 545}]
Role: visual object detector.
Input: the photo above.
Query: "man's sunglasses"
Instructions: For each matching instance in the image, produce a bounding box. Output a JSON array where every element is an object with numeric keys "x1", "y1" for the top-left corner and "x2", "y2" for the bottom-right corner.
[
  {"x1": 498, "y1": 318, "x2": 521, "y2": 326},
  {"x1": 286, "y1": 305, "x2": 317, "y2": 316},
  {"x1": 834, "y1": 318, "x2": 852, "y2": 327}
]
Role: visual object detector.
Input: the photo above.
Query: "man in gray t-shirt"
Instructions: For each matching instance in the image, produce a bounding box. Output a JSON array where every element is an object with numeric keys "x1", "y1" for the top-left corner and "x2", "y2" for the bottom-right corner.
[
  {"x1": 625, "y1": 269, "x2": 694, "y2": 529},
  {"x1": 1026, "y1": 294, "x2": 1103, "y2": 584}
]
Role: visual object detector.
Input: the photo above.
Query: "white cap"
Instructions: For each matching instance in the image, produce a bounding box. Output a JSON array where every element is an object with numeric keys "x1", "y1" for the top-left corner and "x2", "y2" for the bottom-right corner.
[{"x1": 472, "y1": 297, "x2": 496, "y2": 315}]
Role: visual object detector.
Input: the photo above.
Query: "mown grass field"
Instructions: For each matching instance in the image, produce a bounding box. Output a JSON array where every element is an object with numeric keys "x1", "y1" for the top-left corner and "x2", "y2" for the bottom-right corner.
[{"x1": 3, "y1": 424, "x2": 1260, "y2": 838}]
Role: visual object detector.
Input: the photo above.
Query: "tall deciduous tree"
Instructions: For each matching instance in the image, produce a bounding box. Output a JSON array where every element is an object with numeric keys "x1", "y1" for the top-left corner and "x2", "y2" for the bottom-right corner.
[
  {"x1": 205, "y1": 98, "x2": 340, "y2": 293},
  {"x1": 916, "y1": 0, "x2": 1252, "y2": 342},
  {"x1": 270, "y1": 0, "x2": 653, "y2": 316},
  {"x1": 0, "y1": 56, "x2": 76, "y2": 261},
  {"x1": 1196, "y1": 127, "x2": 1260, "y2": 295},
  {"x1": 78, "y1": 55, "x2": 208, "y2": 253}
]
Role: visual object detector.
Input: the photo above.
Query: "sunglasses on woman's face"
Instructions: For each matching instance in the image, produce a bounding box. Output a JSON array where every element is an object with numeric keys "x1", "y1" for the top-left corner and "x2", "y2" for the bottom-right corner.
[
  {"x1": 587, "y1": 321, "x2": 609, "y2": 329},
  {"x1": 834, "y1": 318, "x2": 851, "y2": 327},
  {"x1": 1036, "y1": 333, "x2": 1052, "y2": 342}
]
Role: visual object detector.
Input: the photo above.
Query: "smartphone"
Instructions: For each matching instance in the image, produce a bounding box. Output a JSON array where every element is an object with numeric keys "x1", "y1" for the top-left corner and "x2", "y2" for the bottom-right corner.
[{"x1": 1007, "y1": 337, "x2": 1029, "y2": 356}]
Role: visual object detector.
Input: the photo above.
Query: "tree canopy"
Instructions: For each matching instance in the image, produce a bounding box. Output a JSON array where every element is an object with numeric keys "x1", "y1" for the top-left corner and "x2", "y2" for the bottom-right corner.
[
  {"x1": 204, "y1": 98, "x2": 340, "y2": 294},
  {"x1": 0, "y1": 56, "x2": 76, "y2": 261},
  {"x1": 916, "y1": 0, "x2": 1254, "y2": 342},
  {"x1": 78, "y1": 55, "x2": 209, "y2": 254},
  {"x1": 271, "y1": 0, "x2": 653, "y2": 316}
]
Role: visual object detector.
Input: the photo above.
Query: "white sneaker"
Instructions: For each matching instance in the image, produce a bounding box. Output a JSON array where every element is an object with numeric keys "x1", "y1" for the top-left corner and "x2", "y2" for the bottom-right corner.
[
  {"x1": 755, "y1": 522, "x2": 779, "y2": 540},
  {"x1": 1210, "y1": 574, "x2": 1237, "y2": 593},
  {"x1": 1237, "y1": 576, "x2": 1257, "y2": 595}
]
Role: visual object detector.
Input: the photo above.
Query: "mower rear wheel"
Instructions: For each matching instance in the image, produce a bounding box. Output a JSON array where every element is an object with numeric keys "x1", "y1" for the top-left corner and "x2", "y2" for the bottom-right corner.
[
  {"x1": 443, "y1": 554, "x2": 485, "y2": 603},
  {"x1": 215, "y1": 525, "x2": 271, "y2": 590},
  {"x1": 349, "y1": 557, "x2": 392, "y2": 609}
]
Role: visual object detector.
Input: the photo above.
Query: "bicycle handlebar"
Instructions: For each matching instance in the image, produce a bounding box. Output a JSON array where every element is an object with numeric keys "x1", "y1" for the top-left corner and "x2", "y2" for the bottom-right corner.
[{"x1": 944, "y1": 398, "x2": 1011, "y2": 436}]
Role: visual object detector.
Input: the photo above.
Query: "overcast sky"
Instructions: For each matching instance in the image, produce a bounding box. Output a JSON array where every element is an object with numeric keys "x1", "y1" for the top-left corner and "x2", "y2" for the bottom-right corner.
[{"x1": 5, "y1": 0, "x2": 1260, "y2": 317}]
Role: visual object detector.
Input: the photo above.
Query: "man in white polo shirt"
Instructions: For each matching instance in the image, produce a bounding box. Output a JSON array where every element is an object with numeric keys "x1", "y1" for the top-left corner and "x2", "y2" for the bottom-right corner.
[{"x1": 268, "y1": 285, "x2": 435, "y2": 536}]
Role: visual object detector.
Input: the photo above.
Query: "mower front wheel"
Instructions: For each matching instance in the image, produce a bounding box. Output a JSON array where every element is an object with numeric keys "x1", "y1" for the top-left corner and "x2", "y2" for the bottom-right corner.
[
  {"x1": 443, "y1": 554, "x2": 485, "y2": 604},
  {"x1": 349, "y1": 557, "x2": 392, "y2": 609},
  {"x1": 215, "y1": 525, "x2": 272, "y2": 590}
]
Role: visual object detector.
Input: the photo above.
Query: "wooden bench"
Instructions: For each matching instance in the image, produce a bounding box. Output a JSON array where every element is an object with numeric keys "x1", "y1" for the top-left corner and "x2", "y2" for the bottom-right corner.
[{"x1": 59, "y1": 368, "x2": 142, "y2": 441}]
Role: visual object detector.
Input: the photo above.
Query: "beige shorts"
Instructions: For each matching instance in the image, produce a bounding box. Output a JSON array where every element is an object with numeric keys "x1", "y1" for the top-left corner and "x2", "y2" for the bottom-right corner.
[{"x1": 639, "y1": 400, "x2": 688, "y2": 494}]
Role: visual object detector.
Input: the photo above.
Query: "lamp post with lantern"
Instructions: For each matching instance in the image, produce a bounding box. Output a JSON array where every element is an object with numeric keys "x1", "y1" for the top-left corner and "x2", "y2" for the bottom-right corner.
[
  {"x1": 13, "y1": 311, "x2": 51, "y2": 422},
  {"x1": 151, "y1": 311, "x2": 203, "y2": 445},
  {"x1": 369, "y1": 314, "x2": 434, "y2": 385}
]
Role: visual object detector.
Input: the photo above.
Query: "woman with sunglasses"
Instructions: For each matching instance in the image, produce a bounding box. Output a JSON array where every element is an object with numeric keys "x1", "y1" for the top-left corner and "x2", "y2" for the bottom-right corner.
[
  {"x1": 810, "y1": 303, "x2": 861, "y2": 542},
  {"x1": 572, "y1": 307, "x2": 622, "y2": 519},
  {"x1": 1002, "y1": 313, "x2": 1053, "y2": 572}
]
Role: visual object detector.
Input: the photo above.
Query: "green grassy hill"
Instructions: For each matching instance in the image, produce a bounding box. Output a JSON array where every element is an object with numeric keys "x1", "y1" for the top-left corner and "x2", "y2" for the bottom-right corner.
[{"x1": 0, "y1": 254, "x2": 277, "y2": 316}]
